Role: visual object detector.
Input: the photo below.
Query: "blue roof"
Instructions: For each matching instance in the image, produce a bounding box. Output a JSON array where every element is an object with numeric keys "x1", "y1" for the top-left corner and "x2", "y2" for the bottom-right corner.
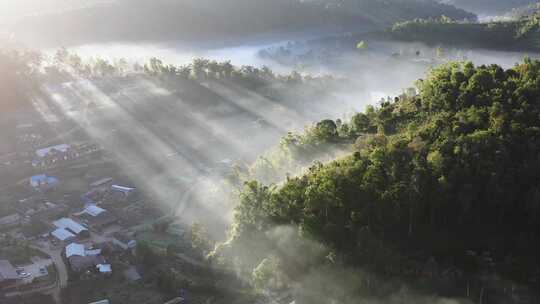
[
  {"x1": 30, "y1": 175, "x2": 59, "y2": 187},
  {"x1": 31, "y1": 174, "x2": 47, "y2": 182},
  {"x1": 51, "y1": 228, "x2": 76, "y2": 241},
  {"x1": 54, "y1": 218, "x2": 87, "y2": 234}
]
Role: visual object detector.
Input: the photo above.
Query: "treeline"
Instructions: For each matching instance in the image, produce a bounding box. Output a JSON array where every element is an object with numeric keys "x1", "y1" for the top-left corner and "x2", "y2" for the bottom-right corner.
[
  {"x1": 507, "y1": 2, "x2": 540, "y2": 20},
  {"x1": 447, "y1": 0, "x2": 534, "y2": 14},
  {"x1": 49, "y1": 48, "x2": 339, "y2": 89},
  {"x1": 0, "y1": 50, "x2": 41, "y2": 110},
  {"x1": 388, "y1": 14, "x2": 540, "y2": 51},
  {"x1": 214, "y1": 60, "x2": 540, "y2": 303}
]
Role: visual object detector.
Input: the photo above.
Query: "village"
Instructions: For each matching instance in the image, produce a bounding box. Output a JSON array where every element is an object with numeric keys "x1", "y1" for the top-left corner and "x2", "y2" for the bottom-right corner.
[{"x1": 0, "y1": 121, "x2": 198, "y2": 304}]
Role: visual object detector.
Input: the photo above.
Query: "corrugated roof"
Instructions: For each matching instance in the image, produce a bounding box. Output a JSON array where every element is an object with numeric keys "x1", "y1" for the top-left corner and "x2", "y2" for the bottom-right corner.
[
  {"x1": 111, "y1": 185, "x2": 135, "y2": 193},
  {"x1": 88, "y1": 300, "x2": 110, "y2": 304},
  {"x1": 51, "y1": 228, "x2": 76, "y2": 241},
  {"x1": 54, "y1": 218, "x2": 87, "y2": 234},
  {"x1": 84, "y1": 205, "x2": 106, "y2": 217},
  {"x1": 86, "y1": 249, "x2": 102, "y2": 256},
  {"x1": 97, "y1": 264, "x2": 112, "y2": 273},
  {"x1": 66, "y1": 243, "x2": 86, "y2": 258},
  {"x1": 35, "y1": 144, "x2": 70, "y2": 158}
]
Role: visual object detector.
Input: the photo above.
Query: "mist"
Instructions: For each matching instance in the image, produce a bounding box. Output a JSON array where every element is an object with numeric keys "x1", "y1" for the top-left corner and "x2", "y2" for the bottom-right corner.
[
  {"x1": 32, "y1": 32, "x2": 537, "y2": 237},
  {"x1": 1, "y1": 1, "x2": 540, "y2": 303}
]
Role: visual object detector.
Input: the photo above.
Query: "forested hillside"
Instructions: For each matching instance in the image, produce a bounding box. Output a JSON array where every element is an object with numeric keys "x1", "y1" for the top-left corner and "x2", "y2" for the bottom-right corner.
[
  {"x1": 216, "y1": 60, "x2": 540, "y2": 303},
  {"x1": 9, "y1": 0, "x2": 474, "y2": 46},
  {"x1": 445, "y1": 0, "x2": 535, "y2": 14},
  {"x1": 388, "y1": 14, "x2": 540, "y2": 51}
]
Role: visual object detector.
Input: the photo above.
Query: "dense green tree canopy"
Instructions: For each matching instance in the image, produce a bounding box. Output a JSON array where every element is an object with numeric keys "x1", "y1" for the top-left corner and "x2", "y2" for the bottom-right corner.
[
  {"x1": 218, "y1": 59, "x2": 540, "y2": 303},
  {"x1": 388, "y1": 14, "x2": 540, "y2": 51}
]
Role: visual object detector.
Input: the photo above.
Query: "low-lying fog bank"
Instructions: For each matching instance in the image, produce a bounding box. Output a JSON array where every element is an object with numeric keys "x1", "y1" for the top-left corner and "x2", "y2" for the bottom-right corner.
[
  {"x1": 33, "y1": 35, "x2": 540, "y2": 238},
  {"x1": 58, "y1": 37, "x2": 537, "y2": 104}
]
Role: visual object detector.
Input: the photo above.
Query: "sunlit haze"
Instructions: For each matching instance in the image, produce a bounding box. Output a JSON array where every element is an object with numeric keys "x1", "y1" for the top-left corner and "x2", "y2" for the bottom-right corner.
[{"x1": 1, "y1": 1, "x2": 540, "y2": 304}]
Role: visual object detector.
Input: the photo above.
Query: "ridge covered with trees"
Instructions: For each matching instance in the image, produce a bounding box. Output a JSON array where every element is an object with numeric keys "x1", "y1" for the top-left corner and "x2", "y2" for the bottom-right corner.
[
  {"x1": 447, "y1": 0, "x2": 535, "y2": 14},
  {"x1": 216, "y1": 59, "x2": 540, "y2": 303},
  {"x1": 388, "y1": 14, "x2": 540, "y2": 51},
  {"x1": 9, "y1": 0, "x2": 474, "y2": 46}
]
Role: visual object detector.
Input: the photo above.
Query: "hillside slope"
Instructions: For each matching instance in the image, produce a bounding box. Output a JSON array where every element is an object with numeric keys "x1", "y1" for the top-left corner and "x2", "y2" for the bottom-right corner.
[
  {"x1": 8, "y1": 0, "x2": 474, "y2": 46},
  {"x1": 387, "y1": 14, "x2": 540, "y2": 51},
  {"x1": 218, "y1": 59, "x2": 540, "y2": 303}
]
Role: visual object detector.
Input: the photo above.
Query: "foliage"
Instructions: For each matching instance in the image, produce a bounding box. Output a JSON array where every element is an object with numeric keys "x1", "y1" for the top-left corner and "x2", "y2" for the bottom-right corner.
[
  {"x1": 388, "y1": 14, "x2": 540, "y2": 51},
  {"x1": 190, "y1": 222, "x2": 213, "y2": 254},
  {"x1": 136, "y1": 241, "x2": 160, "y2": 267},
  {"x1": 251, "y1": 256, "x2": 280, "y2": 291},
  {"x1": 0, "y1": 50, "x2": 41, "y2": 109},
  {"x1": 249, "y1": 118, "x2": 355, "y2": 185},
  {"x1": 220, "y1": 60, "x2": 540, "y2": 301},
  {"x1": 153, "y1": 267, "x2": 191, "y2": 295},
  {"x1": 356, "y1": 40, "x2": 368, "y2": 50},
  {"x1": 152, "y1": 218, "x2": 173, "y2": 234}
]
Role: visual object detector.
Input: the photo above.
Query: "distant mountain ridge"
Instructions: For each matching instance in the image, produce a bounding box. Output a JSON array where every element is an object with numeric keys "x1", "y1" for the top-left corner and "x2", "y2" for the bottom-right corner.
[
  {"x1": 8, "y1": 0, "x2": 475, "y2": 47},
  {"x1": 443, "y1": 0, "x2": 537, "y2": 14}
]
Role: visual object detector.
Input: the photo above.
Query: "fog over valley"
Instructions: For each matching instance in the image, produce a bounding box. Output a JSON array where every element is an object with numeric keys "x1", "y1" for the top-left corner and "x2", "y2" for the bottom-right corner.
[{"x1": 2, "y1": 1, "x2": 540, "y2": 304}]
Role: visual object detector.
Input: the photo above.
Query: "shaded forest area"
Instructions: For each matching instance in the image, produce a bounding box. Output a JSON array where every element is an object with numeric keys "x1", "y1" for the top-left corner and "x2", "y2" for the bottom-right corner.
[{"x1": 387, "y1": 14, "x2": 540, "y2": 51}]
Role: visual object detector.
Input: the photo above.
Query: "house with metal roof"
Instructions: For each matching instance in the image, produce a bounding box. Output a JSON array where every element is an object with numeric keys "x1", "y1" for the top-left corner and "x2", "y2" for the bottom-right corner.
[
  {"x1": 65, "y1": 243, "x2": 109, "y2": 273},
  {"x1": 35, "y1": 144, "x2": 70, "y2": 158},
  {"x1": 111, "y1": 185, "x2": 135, "y2": 195},
  {"x1": 83, "y1": 205, "x2": 106, "y2": 217},
  {"x1": 88, "y1": 300, "x2": 110, "y2": 304},
  {"x1": 96, "y1": 264, "x2": 112, "y2": 274},
  {"x1": 53, "y1": 218, "x2": 89, "y2": 237},
  {"x1": 76, "y1": 206, "x2": 118, "y2": 231},
  {"x1": 30, "y1": 174, "x2": 59, "y2": 190},
  {"x1": 51, "y1": 228, "x2": 76, "y2": 242},
  {"x1": 66, "y1": 243, "x2": 86, "y2": 258}
]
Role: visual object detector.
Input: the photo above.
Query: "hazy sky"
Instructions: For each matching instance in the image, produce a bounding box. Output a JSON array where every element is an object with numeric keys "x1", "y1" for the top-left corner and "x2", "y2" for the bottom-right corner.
[{"x1": 0, "y1": 0, "x2": 111, "y2": 19}]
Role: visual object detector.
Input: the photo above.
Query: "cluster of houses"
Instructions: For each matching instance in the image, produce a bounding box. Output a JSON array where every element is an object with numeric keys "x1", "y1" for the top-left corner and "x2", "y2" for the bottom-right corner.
[
  {"x1": 50, "y1": 211, "x2": 137, "y2": 274},
  {"x1": 47, "y1": 197, "x2": 137, "y2": 274},
  {"x1": 32, "y1": 144, "x2": 74, "y2": 168},
  {"x1": 0, "y1": 140, "x2": 149, "y2": 296},
  {"x1": 47, "y1": 178, "x2": 138, "y2": 275},
  {"x1": 31, "y1": 142, "x2": 100, "y2": 169}
]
